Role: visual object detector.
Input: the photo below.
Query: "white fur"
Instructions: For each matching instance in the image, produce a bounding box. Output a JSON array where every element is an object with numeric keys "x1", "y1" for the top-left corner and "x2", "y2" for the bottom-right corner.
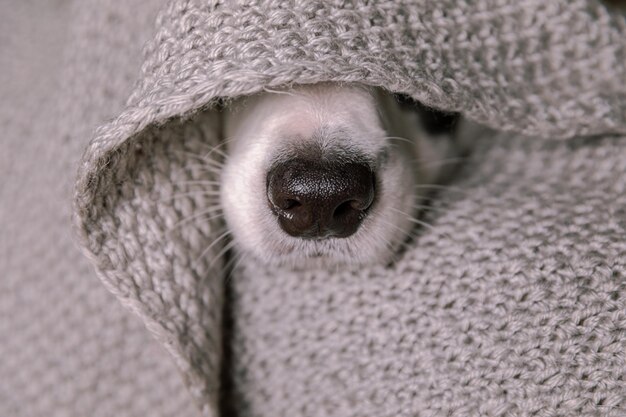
[{"x1": 220, "y1": 83, "x2": 451, "y2": 268}]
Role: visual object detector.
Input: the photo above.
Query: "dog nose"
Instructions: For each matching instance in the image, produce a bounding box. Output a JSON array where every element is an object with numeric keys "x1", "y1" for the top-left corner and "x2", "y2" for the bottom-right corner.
[{"x1": 267, "y1": 159, "x2": 375, "y2": 239}]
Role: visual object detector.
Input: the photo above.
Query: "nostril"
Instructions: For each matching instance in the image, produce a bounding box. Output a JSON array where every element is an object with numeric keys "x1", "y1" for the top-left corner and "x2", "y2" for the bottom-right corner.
[
  {"x1": 282, "y1": 199, "x2": 301, "y2": 210},
  {"x1": 333, "y1": 197, "x2": 371, "y2": 220},
  {"x1": 333, "y1": 201, "x2": 355, "y2": 219}
]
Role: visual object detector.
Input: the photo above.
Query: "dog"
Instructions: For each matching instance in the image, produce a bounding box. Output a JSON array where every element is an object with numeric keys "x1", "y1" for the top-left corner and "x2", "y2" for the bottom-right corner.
[{"x1": 219, "y1": 83, "x2": 464, "y2": 269}]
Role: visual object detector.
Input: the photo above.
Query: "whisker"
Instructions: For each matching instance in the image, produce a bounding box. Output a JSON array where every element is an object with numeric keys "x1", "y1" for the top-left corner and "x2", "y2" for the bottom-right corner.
[
  {"x1": 224, "y1": 251, "x2": 249, "y2": 285},
  {"x1": 375, "y1": 217, "x2": 426, "y2": 260},
  {"x1": 194, "y1": 229, "x2": 232, "y2": 267},
  {"x1": 381, "y1": 239, "x2": 403, "y2": 267},
  {"x1": 197, "y1": 136, "x2": 231, "y2": 149},
  {"x1": 175, "y1": 178, "x2": 222, "y2": 186},
  {"x1": 199, "y1": 159, "x2": 225, "y2": 171},
  {"x1": 172, "y1": 207, "x2": 224, "y2": 229},
  {"x1": 385, "y1": 137, "x2": 475, "y2": 175},
  {"x1": 389, "y1": 207, "x2": 439, "y2": 233},
  {"x1": 372, "y1": 218, "x2": 416, "y2": 266},
  {"x1": 377, "y1": 232, "x2": 397, "y2": 258},
  {"x1": 173, "y1": 180, "x2": 223, "y2": 190},
  {"x1": 384, "y1": 136, "x2": 414, "y2": 144},
  {"x1": 262, "y1": 87, "x2": 300, "y2": 97},
  {"x1": 391, "y1": 207, "x2": 457, "y2": 244},
  {"x1": 166, "y1": 190, "x2": 221, "y2": 201},
  {"x1": 410, "y1": 156, "x2": 469, "y2": 169},
  {"x1": 195, "y1": 135, "x2": 241, "y2": 163},
  {"x1": 205, "y1": 146, "x2": 229, "y2": 161},
  {"x1": 377, "y1": 216, "x2": 413, "y2": 236},
  {"x1": 208, "y1": 238, "x2": 239, "y2": 270},
  {"x1": 156, "y1": 191, "x2": 221, "y2": 203},
  {"x1": 184, "y1": 160, "x2": 224, "y2": 170},
  {"x1": 407, "y1": 202, "x2": 433, "y2": 211},
  {"x1": 196, "y1": 140, "x2": 230, "y2": 161},
  {"x1": 404, "y1": 202, "x2": 452, "y2": 217},
  {"x1": 224, "y1": 248, "x2": 244, "y2": 272},
  {"x1": 413, "y1": 183, "x2": 469, "y2": 195},
  {"x1": 173, "y1": 150, "x2": 225, "y2": 169},
  {"x1": 183, "y1": 167, "x2": 224, "y2": 179},
  {"x1": 406, "y1": 217, "x2": 438, "y2": 233}
]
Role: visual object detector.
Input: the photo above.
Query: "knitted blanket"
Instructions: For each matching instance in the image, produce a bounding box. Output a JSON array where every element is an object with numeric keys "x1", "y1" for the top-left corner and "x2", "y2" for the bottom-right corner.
[
  {"x1": 1, "y1": 1, "x2": 203, "y2": 416},
  {"x1": 71, "y1": 0, "x2": 626, "y2": 416}
]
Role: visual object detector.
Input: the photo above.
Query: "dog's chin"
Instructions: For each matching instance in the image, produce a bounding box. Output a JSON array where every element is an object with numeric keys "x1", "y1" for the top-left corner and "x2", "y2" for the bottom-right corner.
[
  {"x1": 244, "y1": 217, "x2": 407, "y2": 270},
  {"x1": 229, "y1": 221, "x2": 409, "y2": 270},
  {"x1": 256, "y1": 247, "x2": 389, "y2": 271}
]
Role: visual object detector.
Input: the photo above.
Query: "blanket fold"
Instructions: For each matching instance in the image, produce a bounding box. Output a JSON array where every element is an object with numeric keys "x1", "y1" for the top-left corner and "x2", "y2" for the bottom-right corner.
[{"x1": 73, "y1": 0, "x2": 626, "y2": 415}]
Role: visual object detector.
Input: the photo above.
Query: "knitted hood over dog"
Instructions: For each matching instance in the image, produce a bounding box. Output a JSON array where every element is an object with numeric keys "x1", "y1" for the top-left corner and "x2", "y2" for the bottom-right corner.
[{"x1": 74, "y1": 1, "x2": 626, "y2": 416}]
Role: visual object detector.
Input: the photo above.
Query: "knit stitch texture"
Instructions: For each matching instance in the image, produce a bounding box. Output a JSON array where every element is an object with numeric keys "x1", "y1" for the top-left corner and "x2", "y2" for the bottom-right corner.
[
  {"x1": 71, "y1": 0, "x2": 626, "y2": 416},
  {"x1": 1, "y1": 0, "x2": 202, "y2": 416}
]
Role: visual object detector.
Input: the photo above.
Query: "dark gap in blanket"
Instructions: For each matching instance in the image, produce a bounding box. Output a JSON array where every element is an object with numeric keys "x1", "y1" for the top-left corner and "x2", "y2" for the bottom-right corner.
[{"x1": 219, "y1": 248, "x2": 245, "y2": 417}]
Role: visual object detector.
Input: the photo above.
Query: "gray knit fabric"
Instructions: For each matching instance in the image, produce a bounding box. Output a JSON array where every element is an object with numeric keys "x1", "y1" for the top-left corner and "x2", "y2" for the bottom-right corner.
[
  {"x1": 1, "y1": 1, "x2": 202, "y2": 416},
  {"x1": 65, "y1": 0, "x2": 626, "y2": 416},
  {"x1": 222, "y1": 133, "x2": 626, "y2": 417}
]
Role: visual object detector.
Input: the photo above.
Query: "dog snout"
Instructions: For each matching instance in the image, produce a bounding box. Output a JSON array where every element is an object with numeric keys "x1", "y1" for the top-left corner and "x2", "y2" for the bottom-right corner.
[{"x1": 267, "y1": 159, "x2": 375, "y2": 239}]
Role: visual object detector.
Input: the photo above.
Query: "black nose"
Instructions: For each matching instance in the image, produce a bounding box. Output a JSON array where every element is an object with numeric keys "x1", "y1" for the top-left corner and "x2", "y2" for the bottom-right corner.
[{"x1": 267, "y1": 159, "x2": 375, "y2": 239}]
